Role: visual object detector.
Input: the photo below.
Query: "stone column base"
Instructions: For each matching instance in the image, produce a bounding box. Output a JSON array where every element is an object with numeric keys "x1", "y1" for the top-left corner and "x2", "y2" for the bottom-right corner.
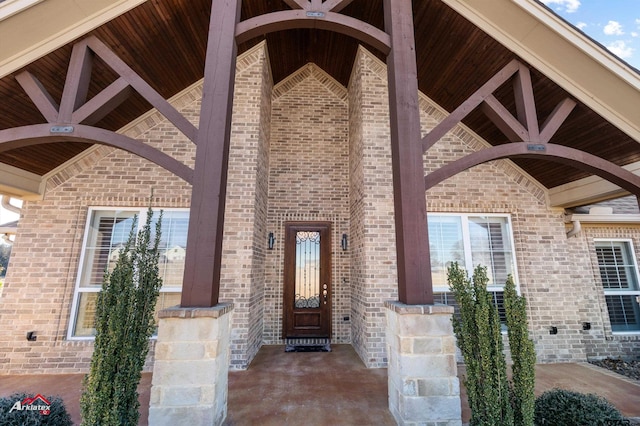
[
  {"x1": 149, "y1": 303, "x2": 233, "y2": 426},
  {"x1": 385, "y1": 301, "x2": 461, "y2": 426}
]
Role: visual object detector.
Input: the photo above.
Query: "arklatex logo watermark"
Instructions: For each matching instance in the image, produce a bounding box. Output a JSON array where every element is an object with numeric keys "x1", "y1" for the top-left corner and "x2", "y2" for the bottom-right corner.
[{"x1": 9, "y1": 394, "x2": 51, "y2": 415}]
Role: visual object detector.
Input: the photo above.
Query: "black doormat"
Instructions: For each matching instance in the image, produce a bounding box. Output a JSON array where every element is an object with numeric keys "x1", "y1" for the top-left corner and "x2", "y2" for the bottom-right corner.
[
  {"x1": 284, "y1": 338, "x2": 331, "y2": 352},
  {"x1": 285, "y1": 343, "x2": 331, "y2": 352}
]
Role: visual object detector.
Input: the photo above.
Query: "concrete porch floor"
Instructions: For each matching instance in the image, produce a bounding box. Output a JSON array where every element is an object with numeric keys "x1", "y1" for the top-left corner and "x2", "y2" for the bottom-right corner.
[{"x1": 0, "y1": 344, "x2": 639, "y2": 425}]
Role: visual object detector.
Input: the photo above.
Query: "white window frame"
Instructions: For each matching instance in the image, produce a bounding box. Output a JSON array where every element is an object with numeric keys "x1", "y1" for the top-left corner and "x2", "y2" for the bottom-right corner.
[
  {"x1": 594, "y1": 238, "x2": 640, "y2": 335},
  {"x1": 67, "y1": 207, "x2": 188, "y2": 340},
  {"x1": 429, "y1": 213, "x2": 520, "y2": 292},
  {"x1": 428, "y1": 213, "x2": 520, "y2": 328}
]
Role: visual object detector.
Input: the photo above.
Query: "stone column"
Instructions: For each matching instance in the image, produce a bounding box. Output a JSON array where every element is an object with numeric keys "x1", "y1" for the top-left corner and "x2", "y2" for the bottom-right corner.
[
  {"x1": 385, "y1": 301, "x2": 461, "y2": 426},
  {"x1": 149, "y1": 304, "x2": 233, "y2": 426}
]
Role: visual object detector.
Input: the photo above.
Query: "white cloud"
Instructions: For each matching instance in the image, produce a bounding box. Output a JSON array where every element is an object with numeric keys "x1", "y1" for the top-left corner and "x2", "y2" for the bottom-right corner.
[
  {"x1": 606, "y1": 40, "x2": 634, "y2": 59},
  {"x1": 576, "y1": 21, "x2": 587, "y2": 30},
  {"x1": 632, "y1": 32, "x2": 639, "y2": 38},
  {"x1": 603, "y1": 21, "x2": 624, "y2": 36},
  {"x1": 540, "y1": 0, "x2": 580, "y2": 13}
]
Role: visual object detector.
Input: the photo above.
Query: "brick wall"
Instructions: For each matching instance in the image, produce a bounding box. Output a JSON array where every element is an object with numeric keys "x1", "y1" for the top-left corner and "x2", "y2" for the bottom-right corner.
[
  {"x1": 263, "y1": 64, "x2": 351, "y2": 345},
  {"x1": 1, "y1": 44, "x2": 638, "y2": 375},
  {"x1": 348, "y1": 48, "x2": 398, "y2": 367},
  {"x1": 219, "y1": 42, "x2": 273, "y2": 370}
]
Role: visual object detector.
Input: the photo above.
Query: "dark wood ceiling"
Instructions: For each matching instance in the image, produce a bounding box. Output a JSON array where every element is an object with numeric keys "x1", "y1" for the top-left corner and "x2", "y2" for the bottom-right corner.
[{"x1": 0, "y1": 0, "x2": 638, "y2": 189}]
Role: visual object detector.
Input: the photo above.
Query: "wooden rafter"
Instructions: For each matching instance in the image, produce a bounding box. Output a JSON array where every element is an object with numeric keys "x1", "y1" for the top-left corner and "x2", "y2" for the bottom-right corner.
[
  {"x1": 422, "y1": 59, "x2": 520, "y2": 152},
  {"x1": 425, "y1": 142, "x2": 640, "y2": 197},
  {"x1": 15, "y1": 36, "x2": 198, "y2": 144},
  {"x1": 236, "y1": 10, "x2": 391, "y2": 56},
  {"x1": 0, "y1": 124, "x2": 193, "y2": 183},
  {"x1": 422, "y1": 59, "x2": 576, "y2": 152}
]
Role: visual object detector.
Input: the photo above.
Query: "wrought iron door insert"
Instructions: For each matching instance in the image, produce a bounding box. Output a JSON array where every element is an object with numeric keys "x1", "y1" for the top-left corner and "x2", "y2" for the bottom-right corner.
[{"x1": 283, "y1": 222, "x2": 332, "y2": 340}]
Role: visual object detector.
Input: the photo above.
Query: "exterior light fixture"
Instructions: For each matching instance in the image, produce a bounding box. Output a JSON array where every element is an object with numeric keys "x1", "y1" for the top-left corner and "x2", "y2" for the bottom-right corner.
[
  {"x1": 549, "y1": 326, "x2": 558, "y2": 335},
  {"x1": 582, "y1": 322, "x2": 591, "y2": 330},
  {"x1": 268, "y1": 232, "x2": 275, "y2": 250},
  {"x1": 26, "y1": 331, "x2": 37, "y2": 341},
  {"x1": 341, "y1": 233, "x2": 348, "y2": 251}
]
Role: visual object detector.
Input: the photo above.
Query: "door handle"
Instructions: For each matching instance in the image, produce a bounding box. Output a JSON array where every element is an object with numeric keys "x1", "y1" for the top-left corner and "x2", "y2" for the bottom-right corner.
[{"x1": 323, "y1": 284, "x2": 328, "y2": 304}]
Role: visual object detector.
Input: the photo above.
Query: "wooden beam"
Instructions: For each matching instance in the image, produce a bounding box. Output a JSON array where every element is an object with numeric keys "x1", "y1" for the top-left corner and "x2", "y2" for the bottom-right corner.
[
  {"x1": 425, "y1": 142, "x2": 640, "y2": 198},
  {"x1": 181, "y1": 0, "x2": 241, "y2": 307},
  {"x1": 322, "y1": 0, "x2": 356, "y2": 13},
  {"x1": 58, "y1": 40, "x2": 93, "y2": 123},
  {"x1": 384, "y1": 0, "x2": 433, "y2": 305},
  {"x1": 282, "y1": 0, "x2": 307, "y2": 10},
  {"x1": 513, "y1": 64, "x2": 540, "y2": 142},
  {"x1": 84, "y1": 36, "x2": 199, "y2": 144},
  {"x1": 14, "y1": 71, "x2": 59, "y2": 123},
  {"x1": 236, "y1": 10, "x2": 391, "y2": 56},
  {"x1": 539, "y1": 97, "x2": 577, "y2": 143},
  {"x1": 422, "y1": 59, "x2": 521, "y2": 152},
  {"x1": 0, "y1": 124, "x2": 193, "y2": 183},
  {"x1": 481, "y1": 94, "x2": 528, "y2": 142},
  {"x1": 72, "y1": 77, "x2": 131, "y2": 125}
]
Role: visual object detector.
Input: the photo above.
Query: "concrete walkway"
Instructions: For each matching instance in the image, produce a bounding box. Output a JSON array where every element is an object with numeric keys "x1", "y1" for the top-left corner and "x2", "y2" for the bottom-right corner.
[{"x1": 0, "y1": 345, "x2": 638, "y2": 425}]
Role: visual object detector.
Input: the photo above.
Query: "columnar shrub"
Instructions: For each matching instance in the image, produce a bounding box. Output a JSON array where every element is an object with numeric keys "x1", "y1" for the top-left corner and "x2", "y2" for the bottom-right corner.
[
  {"x1": 504, "y1": 274, "x2": 536, "y2": 426},
  {"x1": 80, "y1": 208, "x2": 163, "y2": 426},
  {"x1": 448, "y1": 263, "x2": 514, "y2": 426}
]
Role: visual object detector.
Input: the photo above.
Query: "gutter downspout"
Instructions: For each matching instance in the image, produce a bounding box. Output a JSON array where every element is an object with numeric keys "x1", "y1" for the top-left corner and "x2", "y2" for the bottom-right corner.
[
  {"x1": 1, "y1": 234, "x2": 12, "y2": 245},
  {"x1": 566, "y1": 217, "x2": 581, "y2": 238},
  {"x1": 1, "y1": 196, "x2": 21, "y2": 215}
]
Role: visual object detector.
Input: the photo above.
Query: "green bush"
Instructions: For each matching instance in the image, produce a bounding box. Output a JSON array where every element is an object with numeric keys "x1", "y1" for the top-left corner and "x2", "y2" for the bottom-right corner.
[
  {"x1": 448, "y1": 263, "x2": 514, "y2": 425},
  {"x1": 535, "y1": 389, "x2": 630, "y2": 426},
  {"x1": 80, "y1": 208, "x2": 163, "y2": 425},
  {"x1": 504, "y1": 274, "x2": 536, "y2": 426},
  {"x1": 0, "y1": 393, "x2": 72, "y2": 426}
]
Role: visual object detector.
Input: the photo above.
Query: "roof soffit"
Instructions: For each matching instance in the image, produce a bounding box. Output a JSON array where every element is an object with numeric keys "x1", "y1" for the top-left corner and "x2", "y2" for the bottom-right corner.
[
  {"x1": 442, "y1": 0, "x2": 640, "y2": 144},
  {"x1": 0, "y1": 0, "x2": 146, "y2": 78}
]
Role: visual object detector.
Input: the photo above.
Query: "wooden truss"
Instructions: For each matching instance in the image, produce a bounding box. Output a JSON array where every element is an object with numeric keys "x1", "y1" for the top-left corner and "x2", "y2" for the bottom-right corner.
[
  {"x1": 422, "y1": 59, "x2": 640, "y2": 196},
  {"x1": 4, "y1": 0, "x2": 640, "y2": 307}
]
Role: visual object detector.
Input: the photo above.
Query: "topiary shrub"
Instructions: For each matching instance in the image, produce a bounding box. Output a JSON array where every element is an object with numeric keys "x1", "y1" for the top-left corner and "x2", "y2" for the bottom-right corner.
[
  {"x1": 448, "y1": 263, "x2": 514, "y2": 425},
  {"x1": 535, "y1": 388, "x2": 630, "y2": 426},
  {"x1": 80, "y1": 207, "x2": 163, "y2": 425},
  {"x1": 0, "y1": 392, "x2": 72, "y2": 426}
]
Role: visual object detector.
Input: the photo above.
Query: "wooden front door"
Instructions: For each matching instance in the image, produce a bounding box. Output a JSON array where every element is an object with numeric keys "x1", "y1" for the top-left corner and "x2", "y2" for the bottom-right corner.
[{"x1": 283, "y1": 222, "x2": 332, "y2": 338}]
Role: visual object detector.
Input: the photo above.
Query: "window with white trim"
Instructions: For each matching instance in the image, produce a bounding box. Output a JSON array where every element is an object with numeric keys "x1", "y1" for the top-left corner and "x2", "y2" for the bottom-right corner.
[
  {"x1": 595, "y1": 240, "x2": 640, "y2": 333},
  {"x1": 69, "y1": 208, "x2": 189, "y2": 338},
  {"x1": 428, "y1": 214, "x2": 518, "y2": 324}
]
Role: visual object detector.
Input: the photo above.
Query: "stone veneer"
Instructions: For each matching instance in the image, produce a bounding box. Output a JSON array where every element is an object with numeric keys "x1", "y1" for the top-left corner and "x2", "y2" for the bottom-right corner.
[
  {"x1": 149, "y1": 304, "x2": 233, "y2": 426},
  {"x1": 386, "y1": 301, "x2": 461, "y2": 426}
]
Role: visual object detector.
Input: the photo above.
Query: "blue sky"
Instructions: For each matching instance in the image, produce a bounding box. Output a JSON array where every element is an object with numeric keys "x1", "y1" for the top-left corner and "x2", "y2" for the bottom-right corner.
[{"x1": 540, "y1": 0, "x2": 640, "y2": 70}]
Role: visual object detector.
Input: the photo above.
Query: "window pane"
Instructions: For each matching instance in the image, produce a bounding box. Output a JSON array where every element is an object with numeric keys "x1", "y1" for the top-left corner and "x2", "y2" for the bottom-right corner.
[
  {"x1": 73, "y1": 292, "x2": 98, "y2": 337},
  {"x1": 428, "y1": 216, "x2": 464, "y2": 288},
  {"x1": 79, "y1": 211, "x2": 136, "y2": 288},
  {"x1": 469, "y1": 217, "x2": 514, "y2": 287},
  {"x1": 73, "y1": 291, "x2": 182, "y2": 337},
  {"x1": 596, "y1": 242, "x2": 639, "y2": 291},
  {"x1": 605, "y1": 294, "x2": 640, "y2": 332},
  {"x1": 155, "y1": 211, "x2": 189, "y2": 289}
]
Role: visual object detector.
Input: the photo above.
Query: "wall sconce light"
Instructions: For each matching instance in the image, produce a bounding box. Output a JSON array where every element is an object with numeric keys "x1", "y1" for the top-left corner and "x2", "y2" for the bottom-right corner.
[
  {"x1": 26, "y1": 331, "x2": 37, "y2": 341},
  {"x1": 549, "y1": 326, "x2": 558, "y2": 335},
  {"x1": 341, "y1": 233, "x2": 348, "y2": 251},
  {"x1": 268, "y1": 232, "x2": 275, "y2": 250},
  {"x1": 582, "y1": 322, "x2": 591, "y2": 331}
]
